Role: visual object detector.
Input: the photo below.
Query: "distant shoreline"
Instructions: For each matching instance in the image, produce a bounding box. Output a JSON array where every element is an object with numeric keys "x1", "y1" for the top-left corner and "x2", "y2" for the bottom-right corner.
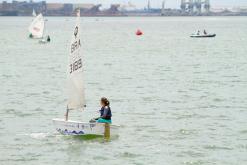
[
  {"x1": 1, "y1": 11, "x2": 247, "y2": 17},
  {"x1": 0, "y1": 15, "x2": 247, "y2": 17}
]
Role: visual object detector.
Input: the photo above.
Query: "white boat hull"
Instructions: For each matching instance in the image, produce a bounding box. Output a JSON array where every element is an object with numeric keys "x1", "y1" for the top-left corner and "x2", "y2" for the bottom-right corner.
[
  {"x1": 39, "y1": 39, "x2": 49, "y2": 44},
  {"x1": 52, "y1": 118, "x2": 119, "y2": 136},
  {"x1": 190, "y1": 34, "x2": 216, "y2": 38}
]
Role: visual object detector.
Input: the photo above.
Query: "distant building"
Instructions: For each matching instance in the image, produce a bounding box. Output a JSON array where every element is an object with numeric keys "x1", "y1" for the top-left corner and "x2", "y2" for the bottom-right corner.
[
  {"x1": 104, "y1": 4, "x2": 121, "y2": 15},
  {"x1": 181, "y1": 0, "x2": 210, "y2": 14},
  {"x1": 232, "y1": 6, "x2": 247, "y2": 12},
  {"x1": 0, "y1": 0, "x2": 246, "y2": 16},
  {"x1": 0, "y1": 1, "x2": 114, "y2": 16},
  {"x1": 72, "y1": 3, "x2": 94, "y2": 11},
  {"x1": 46, "y1": 3, "x2": 64, "y2": 10},
  {"x1": 46, "y1": 3, "x2": 73, "y2": 16},
  {"x1": 71, "y1": 4, "x2": 102, "y2": 15},
  {"x1": 119, "y1": 1, "x2": 136, "y2": 11},
  {"x1": 0, "y1": 1, "x2": 46, "y2": 16}
]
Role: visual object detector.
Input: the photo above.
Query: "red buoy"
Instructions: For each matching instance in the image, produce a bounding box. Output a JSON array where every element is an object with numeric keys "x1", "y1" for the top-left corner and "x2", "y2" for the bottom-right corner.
[{"x1": 136, "y1": 29, "x2": 143, "y2": 36}]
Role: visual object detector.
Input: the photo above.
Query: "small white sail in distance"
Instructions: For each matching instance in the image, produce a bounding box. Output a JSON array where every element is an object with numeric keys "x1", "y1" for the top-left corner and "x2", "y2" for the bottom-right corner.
[
  {"x1": 28, "y1": 13, "x2": 44, "y2": 38},
  {"x1": 67, "y1": 9, "x2": 85, "y2": 110},
  {"x1": 32, "y1": 9, "x2": 36, "y2": 17}
]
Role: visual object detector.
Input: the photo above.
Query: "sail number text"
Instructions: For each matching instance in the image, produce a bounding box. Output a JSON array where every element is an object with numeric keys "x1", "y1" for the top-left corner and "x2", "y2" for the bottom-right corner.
[
  {"x1": 70, "y1": 59, "x2": 82, "y2": 74},
  {"x1": 71, "y1": 39, "x2": 81, "y2": 53}
]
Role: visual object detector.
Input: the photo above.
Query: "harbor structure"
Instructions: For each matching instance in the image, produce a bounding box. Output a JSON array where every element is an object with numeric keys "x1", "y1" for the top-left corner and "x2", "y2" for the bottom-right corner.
[
  {"x1": 0, "y1": 0, "x2": 246, "y2": 16},
  {"x1": 181, "y1": 0, "x2": 210, "y2": 14}
]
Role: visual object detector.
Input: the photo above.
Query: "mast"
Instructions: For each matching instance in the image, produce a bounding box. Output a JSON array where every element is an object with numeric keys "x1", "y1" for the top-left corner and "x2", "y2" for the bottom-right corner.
[
  {"x1": 147, "y1": 0, "x2": 151, "y2": 11},
  {"x1": 32, "y1": 9, "x2": 36, "y2": 17},
  {"x1": 65, "y1": 106, "x2": 69, "y2": 121},
  {"x1": 43, "y1": 17, "x2": 47, "y2": 38},
  {"x1": 161, "y1": 0, "x2": 166, "y2": 15}
]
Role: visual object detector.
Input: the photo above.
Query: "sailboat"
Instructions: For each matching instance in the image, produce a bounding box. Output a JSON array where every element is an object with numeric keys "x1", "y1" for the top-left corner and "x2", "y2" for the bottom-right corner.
[
  {"x1": 28, "y1": 13, "x2": 45, "y2": 39},
  {"x1": 52, "y1": 10, "x2": 119, "y2": 136},
  {"x1": 38, "y1": 35, "x2": 51, "y2": 44},
  {"x1": 38, "y1": 14, "x2": 51, "y2": 43},
  {"x1": 32, "y1": 9, "x2": 36, "y2": 17},
  {"x1": 28, "y1": 12, "x2": 50, "y2": 43},
  {"x1": 161, "y1": 0, "x2": 166, "y2": 16}
]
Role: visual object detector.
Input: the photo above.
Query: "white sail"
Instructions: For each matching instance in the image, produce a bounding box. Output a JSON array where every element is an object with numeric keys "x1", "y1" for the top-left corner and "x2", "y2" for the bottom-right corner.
[
  {"x1": 67, "y1": 10, "x2": 85, "y2": 110},
  {"x1": 28, "y1": 13, "x2": 44, "y2": 38},
  {"x1": 32, "y1": 9, "x2": 36, "y2": 17}
]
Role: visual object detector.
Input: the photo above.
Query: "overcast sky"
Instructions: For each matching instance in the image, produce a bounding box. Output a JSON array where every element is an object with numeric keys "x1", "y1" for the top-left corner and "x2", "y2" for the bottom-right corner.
[{"x1": 6, "y1": 0, "x2": 247, "y2": 8}]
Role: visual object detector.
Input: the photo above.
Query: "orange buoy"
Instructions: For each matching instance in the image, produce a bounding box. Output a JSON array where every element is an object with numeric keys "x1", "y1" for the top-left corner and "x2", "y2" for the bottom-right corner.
[{"x1": 136, "y1": 29, "x2": 143, "y2": 36}]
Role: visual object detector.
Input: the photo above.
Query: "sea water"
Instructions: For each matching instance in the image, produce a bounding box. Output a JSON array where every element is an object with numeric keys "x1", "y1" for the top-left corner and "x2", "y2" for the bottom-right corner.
[{"x1": 0, "y1": 16, "x2": 247, "y2": 165}]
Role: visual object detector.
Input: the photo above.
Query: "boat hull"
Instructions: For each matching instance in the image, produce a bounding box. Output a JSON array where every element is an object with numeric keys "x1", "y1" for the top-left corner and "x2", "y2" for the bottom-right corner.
[
  {"x1": 190, "y1": 34, "x2": 216, "y2": 38},
  {"x1": 52, "y1": 118, "x2": 119, "y2": 136},
  {"x1": 39, "y1": 40, "x2": 49, "y2": 44}
]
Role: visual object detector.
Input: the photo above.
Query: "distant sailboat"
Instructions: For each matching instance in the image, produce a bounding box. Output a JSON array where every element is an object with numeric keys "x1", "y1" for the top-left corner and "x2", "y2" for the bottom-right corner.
[
  {"x1": 38, "y1": 35, "x2": 51, "y2": 44},
  {"x1": 32, "y1": 9, "x2": 36, "y2": 17},
  {"x1": 161, "y1": 0, "x2": 166, "y2": 16},
  {"x1": 28, "y1": 13, "x2": 44, "y2": 39},
  {"x1": 39, "y1": 20, "x2": 51, "y2": 44},
  {"x1": 52, "y1": 10, "x2": 119, "y2": 136}
]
